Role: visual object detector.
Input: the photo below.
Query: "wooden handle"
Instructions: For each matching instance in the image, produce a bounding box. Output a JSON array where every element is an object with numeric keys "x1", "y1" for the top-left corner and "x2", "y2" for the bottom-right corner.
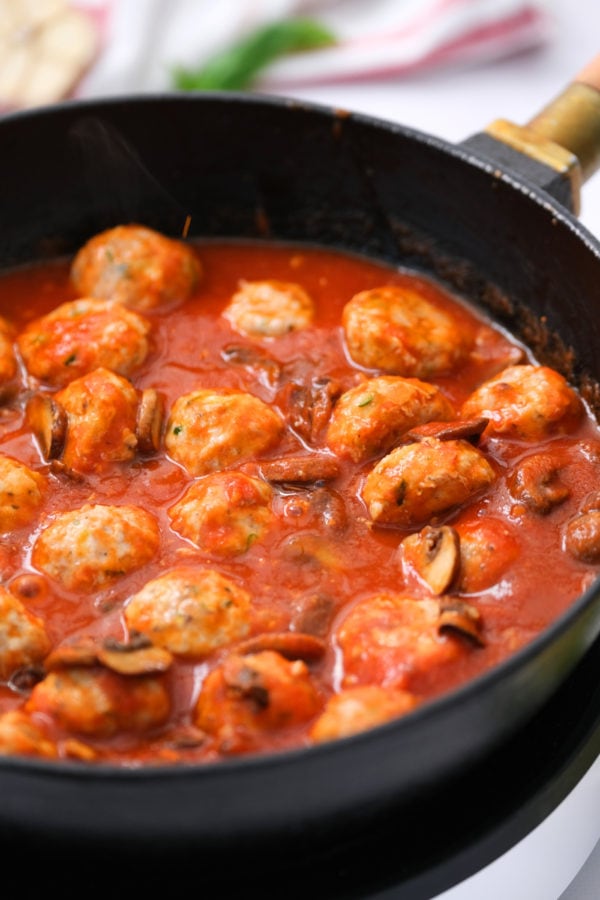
[
  {"x1": 526, "y1": 56, "x2": 600, "y2": 186},
  {"x1": 575, "y1": 54, "x2": 600, "y2": 93}
]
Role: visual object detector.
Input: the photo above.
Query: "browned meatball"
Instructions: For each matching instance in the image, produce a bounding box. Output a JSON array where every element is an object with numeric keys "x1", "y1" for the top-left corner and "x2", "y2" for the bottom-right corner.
[
  {"x1": 362, "y1": 437, "x2": 496, "y2": 527},
  {"x1": 165, "y1": 388, "x2": 283, "y2": 476},
  {"x1": 342, "y1": 285, "x2": 470, "y2": 377},
  {"x1": 325, "y1": 375, "x2": 455, "y2": 463},
  {"x1": 195, "y1": 650, "x2": 322, "y2": 754},
  {"x1": 337, "y1": 593, "x2": 462, "y2": 690},
  {"x1": 0, "y1": 711, "x2": 57, "y2": 758},
  {"x1": 310, "y1": 686, "x2": 419, "y2": 743},
  {"x1": 26, "y1": 666, "x2": 170, "y2": 737},
  {"x1": 0, "y1": 585, "x2": 51, "y2": 680},
  {"x1": 71, "y1": 224, "x2": 202, "y2": 312},
  {"x1": 32, "y1": 503, "x2": 160, "y2": 593},
  {"x1": 223, "y1": 280, "x2": 315, "y2": 337},
  {"x1": 17, "y1": 298, "x2": 150, "y2": 388},
  {"x1": 124, "y1": 567, "x2": 252, "y2": 658},
  {"x1": 461, "y1": 364, "x2": 583, "y2": 441},
  {"x1": 168, "y1": 471, "x2": 274, "y2": 555},
  {"x1": 454, "y1": 518, "x2": 520, "y2": 593},
  {"x1": 0, "y1": 455, "x2": 46, "y2": 533},
  {"x1": 54, "y1": 367, "x2": 139, "y2": 473}
]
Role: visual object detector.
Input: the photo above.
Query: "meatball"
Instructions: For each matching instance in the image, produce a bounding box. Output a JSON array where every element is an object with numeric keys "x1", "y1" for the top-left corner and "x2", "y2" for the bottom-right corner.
[
  {"x1": 32, "y1": 504, "x2": 160, "y2": 593},
  {"x1": 195, "y1": 650, "x2": 322, "y2": 753},
  {"x1": 0, "y1": 711, "x2": 57, "y2": 758},
  {"x1": 310, "y1": 686, "x2": 418, "y2": 743},
  {"x1": 325, "y1": 375, "x2": 455, "y2": 463},
  {"x1": 455, "y1": 518, "x2": 520, "y2": 593},
  {"x1": 337, "y1": 593, "x2": 462, "y2": 690},
  {"x1": 124, "y1": 567, "x2": 252, "y2": 658},
  {"x1": 461, "y1": 364, "x2": 583, "y2": 441},
  {"x1": 54, "y1": 367, "x2": 140, "y2": 473},
  {"x1": 26, "y1": 666, "x2": 170, "y2": 737},
  {"x1": 0, "y1": 455, "x2": 46, "y2": 533},
  {"x1": 168, "y1": 471, "x2": 274, "y2": 555},
  {"x1": 0, "y1": 315, "x2": 17, "y2": 392},
  {"x1": 0, "y1": 585, "x2": 51, "y2": 680},
  {"x1": 17, "y1": 298, "x2": 150, "y2": 388},
  {"x1": 223, "y1": 279, "x2": 315, "y2": 337},
  {"x1": 342, "y1": 285, "x2": 469, "y2": 377},
  {"x1": 165, "y1": 388, "x2": 283, "y2": 476},
  {"x1": 70, "y1": 224, "x2": 202, "y2": 312},
  {"x1": 362, "y1": 437, "x2": 496, "y2": 527}
]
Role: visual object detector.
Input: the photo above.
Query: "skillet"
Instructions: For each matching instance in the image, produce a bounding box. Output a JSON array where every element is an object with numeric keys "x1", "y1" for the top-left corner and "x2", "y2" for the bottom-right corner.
[{"x1": 0, "y1": 54, "x2": 600, "y2": 886}]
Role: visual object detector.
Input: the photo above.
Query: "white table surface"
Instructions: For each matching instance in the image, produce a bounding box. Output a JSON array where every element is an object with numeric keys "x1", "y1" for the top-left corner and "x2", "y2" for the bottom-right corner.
[{"x1": 266, "y1": 1, "x2": 600, "y2": 897}]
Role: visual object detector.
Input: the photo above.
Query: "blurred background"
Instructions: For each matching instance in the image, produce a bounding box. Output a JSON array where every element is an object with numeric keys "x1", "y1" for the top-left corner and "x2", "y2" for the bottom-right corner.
[{"x1": 1, "y1": 0, "x2": 599, "y2": 234}]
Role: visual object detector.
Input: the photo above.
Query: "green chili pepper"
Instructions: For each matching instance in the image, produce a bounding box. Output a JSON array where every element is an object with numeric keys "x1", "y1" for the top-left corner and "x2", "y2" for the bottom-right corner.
[{"x1": 172, "y1": 18, "x2": 336, "y2": 92}]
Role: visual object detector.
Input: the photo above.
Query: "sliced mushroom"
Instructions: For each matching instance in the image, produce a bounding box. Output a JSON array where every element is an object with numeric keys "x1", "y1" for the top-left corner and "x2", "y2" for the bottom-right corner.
[
  {"x1": 44, "y1": 632, "x2": 173, "y2": 676},
  {"x1": 136, "y1": 388, "x2": 164, "y2": 455},
  {"x1": 221, "y1": 343, "x2": 281, "y2": 387},
  {"x1": 260, "y1": 454, "x2": 341, "y2": 484},
  {"x1": 291, "y1": 593, "x2": 336, "y2": 637},
  {"x1": 8, "y1": 665, "x2": 46, "y2": 694},
  {"x1": 281, "y1": 487, "x2": 347, "y2": 533},
  {"x1": 235, "y1": 631, "x2": 326, "y2": 661},
  {"x1": 507, "y1": 452, "x2": 570, "y2": 514},
  {"x1": 564, "y1": 509, "x2": 600, "y2": 563},
  {"x1": 25, "y1": 392, "x2": 67, "y2": 459},
  {"x1": 276, "y1": 377, "x2": 343, "y2": 443},
  {"x1": 401, "y1": 525, "x2": 460, "y2": 595},
  {"x1": 405, "y1": 417, "x2": 489, "y2": 445},
  {"x1": 309, "y1": 377, "x2": 344, "y2": 437},
  {"x1": 438, "y1": 599, "x2": 485, "y2": 646},
  {"x1": 97, "y1": 635, "x2": 173, "y2": 675},
  {"x1": 44, "y1": 639, "x2": 99, "y2": 671}
]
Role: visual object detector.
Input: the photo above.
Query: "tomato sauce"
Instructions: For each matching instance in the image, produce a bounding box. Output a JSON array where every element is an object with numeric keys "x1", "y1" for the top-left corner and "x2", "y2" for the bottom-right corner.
[{"x1": 0, "y1": 239, "x2": 599, "y2": 766}]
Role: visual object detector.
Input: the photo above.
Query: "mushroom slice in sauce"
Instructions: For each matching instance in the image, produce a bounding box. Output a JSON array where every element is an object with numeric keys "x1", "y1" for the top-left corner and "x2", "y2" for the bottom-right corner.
[
  {"x1": 136, "y1": 388, "x2": 164, "y2": 455},
  {"x1": 277, "y1": 377, "x2": 343, "y2": 443},
  {"x1": 234, "y1": 632, "x2": 326, "y2": 662},
  {"x1": 401, "y1": 525, "x2": 461, "y2": 596},
  {"x1": 221, "y1": 343, "x2": 282, "y2": 388},
  {"x1": 97, "y1": 635, "x2": 174, "y2": 675},
  {"x1": 507, "y1": 452, "x2": 570, "y2": 514},
  {"x1": 438, "y1": 599, "x2": 485, "y2": 646},
  {"x1": 44, "y1": 634, "x2": 173, "y2": 676},
  {"x1": 259, "y1": 454, "x2": 341, "y2": 484},
  {"x1": 25, "y1": 392, "x2": 68, "y2": 460},
  {"x1": 404, "y1": 417, "x2": 489, "y2": 444},
  {"x1": 44, "y1": 639, "x2": 99, "y2": 671}
]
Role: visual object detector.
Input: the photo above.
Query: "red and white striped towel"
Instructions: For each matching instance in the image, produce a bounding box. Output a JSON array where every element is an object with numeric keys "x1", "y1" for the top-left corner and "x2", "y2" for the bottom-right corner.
[
  {"x1": 257, "y1": 0, "x2": 554, "y2": 88},
  {"x1": 0, "y1": 0, "x2": 553, "y2": 109}
]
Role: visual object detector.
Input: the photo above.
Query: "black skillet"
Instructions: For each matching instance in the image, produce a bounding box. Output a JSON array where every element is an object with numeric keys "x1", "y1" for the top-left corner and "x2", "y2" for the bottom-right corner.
[{"x1": 0, "y1": 55, "x2": 600, "y2": 893}]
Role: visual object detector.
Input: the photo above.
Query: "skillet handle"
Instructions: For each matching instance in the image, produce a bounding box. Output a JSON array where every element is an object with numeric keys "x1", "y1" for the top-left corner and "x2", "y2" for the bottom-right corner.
[{"x1": 464, "y1": 55, "x2": 600, "y2": 215}]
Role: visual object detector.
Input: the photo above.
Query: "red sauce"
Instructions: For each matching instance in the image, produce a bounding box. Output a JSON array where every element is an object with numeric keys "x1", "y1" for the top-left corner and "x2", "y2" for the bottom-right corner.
[{"x1": 0, "y1": 239, "x2": 599, "y2": 766}]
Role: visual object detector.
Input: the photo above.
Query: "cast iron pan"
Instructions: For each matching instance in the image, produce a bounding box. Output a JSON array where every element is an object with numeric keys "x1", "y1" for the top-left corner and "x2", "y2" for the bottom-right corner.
[{"x1": 1, "y1": 56, "x2": 600, "y2": 882}]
